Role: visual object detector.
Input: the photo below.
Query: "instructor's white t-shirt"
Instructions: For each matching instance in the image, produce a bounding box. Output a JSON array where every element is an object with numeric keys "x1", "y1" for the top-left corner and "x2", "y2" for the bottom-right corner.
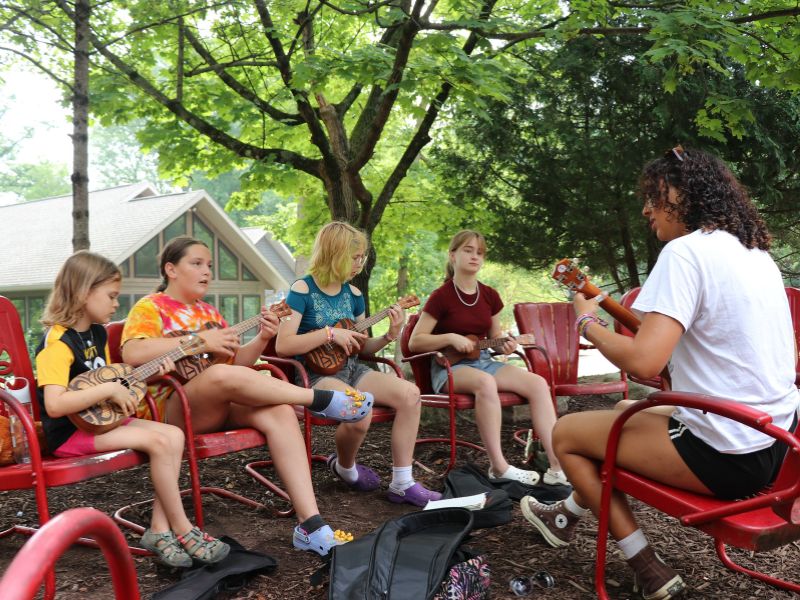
[{"x1": 633, "y1": 229, "x2": 799, "y2": 453}]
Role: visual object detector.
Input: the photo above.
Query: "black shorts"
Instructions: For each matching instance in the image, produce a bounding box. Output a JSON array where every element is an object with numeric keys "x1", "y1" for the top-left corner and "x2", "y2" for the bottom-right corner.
[{"x1": 669, "y1": 415, "x2": 797, "y2": 500}]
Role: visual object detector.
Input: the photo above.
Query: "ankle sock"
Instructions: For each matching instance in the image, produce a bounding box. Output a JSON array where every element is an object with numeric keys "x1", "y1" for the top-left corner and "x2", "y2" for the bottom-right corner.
[
  {"x1": 335, "y1": 460, "x2": 359, "y2": 484},
  {"x1": 309, "y1": 389, "x2": 334, "y2": 412},
  {"x1": 618, "y1": 529, "x2": 648, "y2": 559},
  {"x1": 299, "y1": 514, "x2": 326, "y2": 533},
  {"x1": 390, "y1": 465, "x2": 414, "y2": 491},
  {"x1": 564, "y1": 493, "x2": 590, "y2": 517}
]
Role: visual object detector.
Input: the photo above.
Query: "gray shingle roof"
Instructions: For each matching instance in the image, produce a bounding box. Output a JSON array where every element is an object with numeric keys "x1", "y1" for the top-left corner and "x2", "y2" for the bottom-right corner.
[{"x1": 0, "y1": 183, "x2": 209, "y2": 289}]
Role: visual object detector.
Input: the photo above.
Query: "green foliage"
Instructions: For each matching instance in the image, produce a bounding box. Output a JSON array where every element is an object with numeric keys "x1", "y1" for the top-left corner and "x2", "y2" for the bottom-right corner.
[
  {"x1": 0, "y1": 160, "x2": 70, "y2": 201},
  {"x1": 433, "y1": 36, "x2": 800, "y2": 288}
]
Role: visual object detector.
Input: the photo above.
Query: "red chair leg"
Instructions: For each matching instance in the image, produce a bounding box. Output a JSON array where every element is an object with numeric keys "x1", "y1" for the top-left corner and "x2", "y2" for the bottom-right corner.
[{"x1": 715, "y1": 538, "x2": 800, "y2": 593}]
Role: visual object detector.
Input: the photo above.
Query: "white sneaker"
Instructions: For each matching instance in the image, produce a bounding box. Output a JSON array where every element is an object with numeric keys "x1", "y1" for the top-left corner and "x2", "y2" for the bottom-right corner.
[{"x1": 542, "y1": 468, "x2": 569, "y2": 486}]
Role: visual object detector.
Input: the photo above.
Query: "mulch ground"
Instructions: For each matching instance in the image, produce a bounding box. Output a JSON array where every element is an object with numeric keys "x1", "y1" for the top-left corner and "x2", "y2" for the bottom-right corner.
[{"x1": 1, "y1": 378, "x2": 798, "y2": 599}]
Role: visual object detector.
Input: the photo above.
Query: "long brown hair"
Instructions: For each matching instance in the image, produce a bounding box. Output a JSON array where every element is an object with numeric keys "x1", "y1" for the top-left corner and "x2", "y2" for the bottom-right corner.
[
  {"x1": 41, "y1": 251, "x2": 121, "y2": 327},
  {"x1": 157, "y1": 236, "x2": 209, "y2": 292},
  {"x1": 445, "y1": 230, "x2": 486, "y2": 280}
]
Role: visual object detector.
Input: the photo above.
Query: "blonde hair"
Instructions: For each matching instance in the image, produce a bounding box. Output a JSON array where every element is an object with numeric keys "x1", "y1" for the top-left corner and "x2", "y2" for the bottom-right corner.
[
  {"x1": 41, "y1": 250, "x2": 121, "y2": 328},
  {"x1": 308, "y1": 221, "x2": 368, "y2": 286},
  {"x1": 446, "y1": 230, "x2": 487, "y2": 280}
]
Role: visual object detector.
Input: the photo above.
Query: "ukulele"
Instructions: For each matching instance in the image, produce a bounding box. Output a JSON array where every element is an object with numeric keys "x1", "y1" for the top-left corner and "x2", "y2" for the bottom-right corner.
[
  {"x1": 67, "y1": 335, "x2": 207, "y2": 434},
  {"x1": 168, "y1": 300, "x2": 292, "y2": 383},
  {"x1": 304, "y1": 295, "x2": 420, "y2": 375},
  {"x1": 435, "y1": 334, "x2": 539, "y2": 367},
  {"x1": 551, "y1": 258, "x2": 670, "y2": 386}
]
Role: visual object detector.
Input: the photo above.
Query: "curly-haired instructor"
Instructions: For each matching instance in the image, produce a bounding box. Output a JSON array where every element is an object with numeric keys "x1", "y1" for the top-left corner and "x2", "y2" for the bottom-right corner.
[{"x1": 522, "y1": 147, "x2": 799, "y2": 599}]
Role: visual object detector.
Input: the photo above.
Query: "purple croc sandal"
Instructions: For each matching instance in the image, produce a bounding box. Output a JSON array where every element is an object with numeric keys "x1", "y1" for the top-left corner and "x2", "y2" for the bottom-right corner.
[
  {"x1": 327, "y1": 453, "x2": 381, "y2": 492},
  {"x1": 310, "y1": 388, "x2": 373, "y2": 423},
  {"x1": 386, "y1": 482, "x2": 442, "y2": 507}
]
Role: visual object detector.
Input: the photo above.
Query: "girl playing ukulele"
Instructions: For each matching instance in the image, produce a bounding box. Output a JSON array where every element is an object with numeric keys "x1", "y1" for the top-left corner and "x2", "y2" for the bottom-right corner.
[
  {"x1": 36, "y1": 250, "x2": 229, "y2": 567},
  {"x1": 121, "y1": 236, "x2": 372, "y2": 556},
  {"x1": 408, "y1": 230, "x2": 567, "y2": 487},
  {"x1": 276, "y1": 221, "x2": 441, "y2": 507}
]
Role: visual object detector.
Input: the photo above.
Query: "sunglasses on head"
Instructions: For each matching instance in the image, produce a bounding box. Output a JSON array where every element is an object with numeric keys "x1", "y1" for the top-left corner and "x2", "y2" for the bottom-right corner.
[{"x1": 667, "y1": 145, "x2": 685, "y2": 162}]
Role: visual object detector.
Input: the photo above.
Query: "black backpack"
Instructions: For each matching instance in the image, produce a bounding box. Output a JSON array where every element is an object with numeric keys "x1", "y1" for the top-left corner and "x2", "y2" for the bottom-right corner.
[
  {"x1": 328, "y1": 508, "x2": 483, "y2": 600},
  {"x1": 441, "y1": 465, "x2": 513, "y2": 529}
]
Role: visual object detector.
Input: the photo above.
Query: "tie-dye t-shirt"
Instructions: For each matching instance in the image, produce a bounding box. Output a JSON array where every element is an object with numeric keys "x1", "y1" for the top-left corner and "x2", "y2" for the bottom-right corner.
[{"x1": 121, "y1": 292, "x2": 228, "y2": 420}]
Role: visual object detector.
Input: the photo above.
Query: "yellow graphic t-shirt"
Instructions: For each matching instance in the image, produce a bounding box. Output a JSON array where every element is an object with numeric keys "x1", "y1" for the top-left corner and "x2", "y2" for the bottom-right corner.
[{"x1": 121, "y1": 293, "x2": 228, "y2": 420}]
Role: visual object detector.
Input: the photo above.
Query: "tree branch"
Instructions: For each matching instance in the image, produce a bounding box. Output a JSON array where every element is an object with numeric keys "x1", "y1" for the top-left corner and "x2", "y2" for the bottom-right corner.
[
  {"x1": 0, "y1": 45, "x2": 74, "y2": 91},
  {"x1": 182, "y1": 27, "x2": 303, "y2": 125}
]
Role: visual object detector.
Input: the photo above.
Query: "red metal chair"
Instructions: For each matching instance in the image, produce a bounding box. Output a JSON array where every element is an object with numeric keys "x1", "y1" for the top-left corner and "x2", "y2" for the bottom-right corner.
[
  {"x1": 0, "y1": 507, "x2": 140, "y2": 600},
  {"x1": 0, "y1": 297, "x2": 155, "y2": 600},
  {"x1": 785, "y1": 287, "x2": 800, "y2": 386},
  {"x1": 614, "y1": 287, "x2": 663, "y2": 390},
  {"x1": 595, "y1": 391, "x2": 800, "y2": 598},
  {"x1": 105, "y1": 321, "x2": 295, "y2": 533},
  {"x1": 513, "y1": 302, "x2": 629, "y2": 403},
  {"x1": 260, "y1": 337, "x2": 397, "y2": 468},
  {"x1": 400, "y1": 313, "x2": 539, "y2": 473}
]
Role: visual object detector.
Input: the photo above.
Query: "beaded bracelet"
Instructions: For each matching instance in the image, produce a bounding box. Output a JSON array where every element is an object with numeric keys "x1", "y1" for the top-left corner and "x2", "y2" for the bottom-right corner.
[
  {"x1": 325, "y1": 325, "x2": 334, "y2": 343},
  {"x1": 576, "y1": 313, "x2": 608, "y2": 338}
]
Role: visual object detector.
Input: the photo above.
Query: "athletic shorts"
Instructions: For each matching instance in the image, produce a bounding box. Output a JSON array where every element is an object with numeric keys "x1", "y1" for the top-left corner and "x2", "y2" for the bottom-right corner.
[
  {"x1": 299, "y1": 356, "x2": 374, "y2": 389},
  {"x1": 430, "y1": 350, "x2": 507, "y2": 394},
  {"x1": 52, "y1": 417, "x2": 135, "y2": 458},
  {"x1": 669, "y1": 414, "x2": 796, "y2": 500}
]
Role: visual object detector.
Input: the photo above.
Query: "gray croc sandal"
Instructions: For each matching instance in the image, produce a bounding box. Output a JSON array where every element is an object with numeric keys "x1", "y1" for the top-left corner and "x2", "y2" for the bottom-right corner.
[
  {"x1": 177, "y1": 527, "x2": 230, "y2": 564},
  {"x1": 140, "y1": 529, "x2": 193, "y2": 568}
]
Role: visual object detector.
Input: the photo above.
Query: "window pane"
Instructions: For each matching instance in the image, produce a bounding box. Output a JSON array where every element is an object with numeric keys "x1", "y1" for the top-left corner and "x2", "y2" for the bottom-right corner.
[
  {"x1": 219, "y1": 295, "x2": 239, "y2": 327},
  {"x1": 27, "y1": 297, "x2": 46, "y2": 336},
  {"x1": 192, "y1": 217, "x2": 214, "y2": 250},
  {"x1": 242, "y1": 264, "x2": 256, "y2": 281},
  {"x1": 164, "y1": 214, "x2": 187, "y2": 243},
  {"x1": 203, "y1": 294, "x2": 216, "y2": 306},
  {"x1": 219, "y1": 242, "x2": 238, "y2": 280},
  {"x1": 119, "y1": 259, "x2": 129, "y2": 277},
  {"x1": 113, "y1": 295, "x2": 131, "y2": 322},
  {"x1": 134, "y1": 236, "x2": 160, "y2": 277},
  {"x1": 10, "y1": 299, "x2": 25, "y2": 328},
  {"x1": 242, "y1": 295, "x2": 260, "y2": 342}
]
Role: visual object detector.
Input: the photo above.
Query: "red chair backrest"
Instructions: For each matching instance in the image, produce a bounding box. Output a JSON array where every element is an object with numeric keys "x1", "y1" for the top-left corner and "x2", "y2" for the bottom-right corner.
[
  {"x1": 400, "y1": 314, "x2": 436, "y2": 394},
  {"x1": 614, "y1": 287, "x2": 642, "y2": 338},
  {"x1": 513, "y1": 302, "x2": 579, "y2": 386},
  {"x1": 262, "y1": 336, "x2": 297, "y2": 382},
  {"x1": 0, "y1": 296, "x2": 38, "y2": 417},
  {"x1": 106, "y1": 320, "x2": 125, "y2": 363},
  {"x1": 785, "y1": 288, "x2": 800, "y2": 374}
]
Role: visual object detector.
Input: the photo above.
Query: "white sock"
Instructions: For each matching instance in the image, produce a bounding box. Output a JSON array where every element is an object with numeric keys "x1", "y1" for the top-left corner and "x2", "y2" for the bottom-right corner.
[
  {"x1": 618, "y1": 529, "x2": 648, "y2": 560},
  {"x1": 390, "y1": 465, "x2": 414, "y2": 491},
  {"x1": 335, "y1": 461, "x2": 359, "y2": 484},
  {"x1": 564, "y1": 493, "x2": 590, "y2": 517}
]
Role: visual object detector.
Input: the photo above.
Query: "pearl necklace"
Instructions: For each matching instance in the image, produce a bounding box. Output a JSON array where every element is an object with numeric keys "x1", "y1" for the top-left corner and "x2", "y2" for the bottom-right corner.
[{"x1": 453, "y1": 279, "x2": 480, "y2": 307}]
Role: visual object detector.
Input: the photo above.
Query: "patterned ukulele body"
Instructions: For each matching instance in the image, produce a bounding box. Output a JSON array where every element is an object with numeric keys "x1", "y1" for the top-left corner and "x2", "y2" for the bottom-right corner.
[
  {"x1": 67, "y1": 364, "x2": 146, "y2": 434},
  {"x1": 305, "y1": 318, "x2": 360, "y2": 375},
  {"x1": 167, "y1": 322, "x2": 221, "y2": 383}
]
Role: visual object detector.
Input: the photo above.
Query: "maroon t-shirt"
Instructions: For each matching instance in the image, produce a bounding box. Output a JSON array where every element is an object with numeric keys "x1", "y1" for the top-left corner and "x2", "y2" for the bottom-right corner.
[{"x1": 423, "y1": 279, "x2": 504, "y2": 338}]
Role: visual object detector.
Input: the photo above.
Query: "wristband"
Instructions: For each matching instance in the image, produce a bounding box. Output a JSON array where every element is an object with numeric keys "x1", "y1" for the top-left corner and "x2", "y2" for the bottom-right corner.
[
  {"x1": 383, "y1": 331, "x2": 396, "y2": 343},
  {"x1": 576, "y1": 313, "x2": 608, "y2": 338}
]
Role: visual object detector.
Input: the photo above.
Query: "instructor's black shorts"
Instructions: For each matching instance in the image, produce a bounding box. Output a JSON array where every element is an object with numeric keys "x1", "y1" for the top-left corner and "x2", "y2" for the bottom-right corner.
[{"x1": 668, "y1": 414, "x2": 796, "y2": 500}]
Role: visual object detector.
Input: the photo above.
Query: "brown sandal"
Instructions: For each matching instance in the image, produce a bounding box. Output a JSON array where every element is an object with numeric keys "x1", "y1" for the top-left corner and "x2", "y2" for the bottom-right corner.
[
  {"x1": 176, "y1": 527, "x2": 230, "y2": 564},
  {"x1": 140, "y1": 529, "x2": 193, "y2": 568}
]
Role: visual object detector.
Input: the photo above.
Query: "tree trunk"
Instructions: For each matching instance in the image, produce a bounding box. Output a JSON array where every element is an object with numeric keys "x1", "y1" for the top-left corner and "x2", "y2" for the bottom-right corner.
[{"x1": 71, "y1": 0, "x2": 90, "y2": 251}]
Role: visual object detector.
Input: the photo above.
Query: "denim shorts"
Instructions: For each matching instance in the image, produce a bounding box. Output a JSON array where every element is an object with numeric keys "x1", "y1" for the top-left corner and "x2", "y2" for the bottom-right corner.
[
  {"x1": 297, "y1": 356, "x2": 374, "y2": 389},
  {"x1": 430, "y1": 350, "x2": 506, "y2": 393},
  {"x1": 669, "y1": 414, "x2": 796, "y2": 500}
]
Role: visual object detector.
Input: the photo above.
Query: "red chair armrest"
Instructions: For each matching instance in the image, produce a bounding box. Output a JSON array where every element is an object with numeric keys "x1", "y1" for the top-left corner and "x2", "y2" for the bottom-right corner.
[
  {"x1": 261, "y1": 355, "x2": 310, "y2": 388},
  {"x1": 357, "y1": 354, "x2": 404, "y2": 379}
]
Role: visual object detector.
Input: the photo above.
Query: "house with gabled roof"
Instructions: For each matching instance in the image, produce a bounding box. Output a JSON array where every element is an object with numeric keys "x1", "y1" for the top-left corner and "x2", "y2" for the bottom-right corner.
[{"x1": 0, "y1": 182, "x2": 296, "y2": 341}]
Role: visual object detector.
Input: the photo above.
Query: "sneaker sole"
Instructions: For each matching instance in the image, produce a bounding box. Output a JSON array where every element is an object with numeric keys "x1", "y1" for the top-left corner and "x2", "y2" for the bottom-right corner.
[
  {"x1": 640, "y1": 575, "x2": 686, "y2": 600},
  {"x1": 520, "y1": 498, "x2": 570, "y2": 548}
]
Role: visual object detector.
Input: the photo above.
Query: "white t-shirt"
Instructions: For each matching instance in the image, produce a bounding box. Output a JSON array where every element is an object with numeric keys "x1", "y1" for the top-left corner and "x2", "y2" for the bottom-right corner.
[{"x1": 634, "y1": 229, "x2": 799, "y2": 453}]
